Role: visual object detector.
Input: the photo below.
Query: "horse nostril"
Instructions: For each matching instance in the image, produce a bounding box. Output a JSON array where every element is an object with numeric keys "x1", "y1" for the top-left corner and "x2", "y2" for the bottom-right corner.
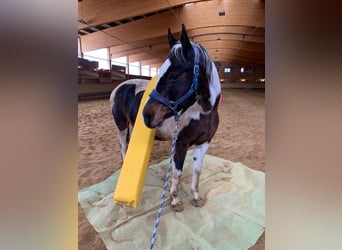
[{"x1": 143, "y1": 113, "x2": 153, "y2": 128}]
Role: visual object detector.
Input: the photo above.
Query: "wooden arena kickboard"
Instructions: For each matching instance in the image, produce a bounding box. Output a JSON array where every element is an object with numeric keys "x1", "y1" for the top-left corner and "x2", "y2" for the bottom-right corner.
[{"x1": 113, "y1": 76, "x2": 157, "y2": 208}]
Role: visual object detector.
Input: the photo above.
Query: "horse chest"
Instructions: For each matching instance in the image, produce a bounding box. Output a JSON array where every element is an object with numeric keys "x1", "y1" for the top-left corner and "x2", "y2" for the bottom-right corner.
[{"x1": 154, "y1": 102, "x2": 208, "y2": 141}]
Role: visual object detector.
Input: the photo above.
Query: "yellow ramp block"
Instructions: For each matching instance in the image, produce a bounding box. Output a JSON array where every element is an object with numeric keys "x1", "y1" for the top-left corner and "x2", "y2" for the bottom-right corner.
[{"x1": 113, "y1": 76, "x2": 157, "y2": 208}]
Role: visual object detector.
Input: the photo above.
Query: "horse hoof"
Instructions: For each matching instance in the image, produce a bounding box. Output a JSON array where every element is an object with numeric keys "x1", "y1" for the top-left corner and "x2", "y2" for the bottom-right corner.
[
  {"x1": 191, "y1": 198, "x2": 205, "y2": 207},
  {"x1": 171, "y1": 202, "x2": 184, "y2": 212}
]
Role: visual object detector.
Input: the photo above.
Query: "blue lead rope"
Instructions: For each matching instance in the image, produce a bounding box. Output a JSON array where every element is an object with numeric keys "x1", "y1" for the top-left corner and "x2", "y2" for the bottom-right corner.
[
  {"x1": 149, "y1": 121, "x2": 179, "y2": 250},
  {"x1": 149, "y1": 45, "x2": 200, "y2": 249}
]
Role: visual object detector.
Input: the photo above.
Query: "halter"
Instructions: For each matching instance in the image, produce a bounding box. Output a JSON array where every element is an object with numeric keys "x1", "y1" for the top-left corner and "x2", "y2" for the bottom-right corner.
[{"x1": 149, "y1": 46, "x2": 200, "y2": 122}]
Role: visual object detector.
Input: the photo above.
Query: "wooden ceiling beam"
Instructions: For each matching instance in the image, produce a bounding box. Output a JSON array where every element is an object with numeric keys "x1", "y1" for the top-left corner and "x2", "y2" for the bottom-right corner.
[
  {"x1": 78, "y1": 0, "x2": 264, "y2": 66},
  {"x1": 150, "y1": 63, "x2": 162, "y2": 69},
  {"x1": 187, "y1": 26, "x2": 264, "y2": 38},
  {"x1": 109, "y1": 34, "x2": 263, "y2": 63},
  {"x1": 109, "y1": 36, "x2": 168, "y2": 60},
  {"x1": 111, "y1": 48, "x2": 148, "y2": 59},
  {"x1": 78, "y1": 0, "x2": 205, "y2": 29},
  {"x1": 109, "y1": 44, "x2": 138, "y2": 55},
  {"x1": 80, "y1": 0, "x2": 264, "y2": 52},
  {"x1": 141, "y1": 58, "x2": 163, "y2": 66},
  {"x1": 111, "y1": 45, "x2": 169, "y2": 59},
  {"x1": 213, "y1": 55, "x2": 265, "y2": 65},
  {"x1": 208, "y1": 49, "x2": 264, "y2": 59},
  {"x1": 193, "y1": 34, "x2": 264, "y2": 44},
  {"x1": 128, "y1": 53, "x2": 156, "y2": 63},
  {"x1": 197, "y1": 40, "x2": 264, "y2": 52},
  {"x1": 212, "y1": 57, "x2": 263, "y2": 65}
]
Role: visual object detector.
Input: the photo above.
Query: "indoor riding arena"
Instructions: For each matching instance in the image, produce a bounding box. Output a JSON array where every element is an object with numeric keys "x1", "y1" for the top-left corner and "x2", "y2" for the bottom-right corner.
[{"x1": 78, "y1": 1, "x2": 265, "y2": 249}]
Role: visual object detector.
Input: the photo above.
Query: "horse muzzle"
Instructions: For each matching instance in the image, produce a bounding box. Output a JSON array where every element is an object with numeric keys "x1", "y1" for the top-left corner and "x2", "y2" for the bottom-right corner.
[
  {"x1": 143, "y1": 113, "x2": 163, "y2": 128},
  {"x1": 143, "y1": 102, "x2": 171, "y2": 128}
]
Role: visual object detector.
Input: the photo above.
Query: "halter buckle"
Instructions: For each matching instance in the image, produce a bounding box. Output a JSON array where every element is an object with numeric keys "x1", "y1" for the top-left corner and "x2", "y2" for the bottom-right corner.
[{"x1": 168, "y1": 102, "x2": 176, "y2": 109}]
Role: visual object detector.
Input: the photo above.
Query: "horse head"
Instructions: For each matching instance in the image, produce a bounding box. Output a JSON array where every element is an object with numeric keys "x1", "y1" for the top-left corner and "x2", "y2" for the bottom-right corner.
[{"x1": 143, "y1": 24, "x2": 219, "y2": 128}]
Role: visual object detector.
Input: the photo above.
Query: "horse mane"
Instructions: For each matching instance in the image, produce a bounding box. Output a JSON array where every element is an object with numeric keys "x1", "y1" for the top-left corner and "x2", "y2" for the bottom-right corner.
[{"x1": 169, "y1": 42, "x2": 214, "y2": 83}]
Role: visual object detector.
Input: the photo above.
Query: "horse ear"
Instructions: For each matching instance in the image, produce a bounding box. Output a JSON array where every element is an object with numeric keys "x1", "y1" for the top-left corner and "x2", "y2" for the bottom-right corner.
[
  {"x1": 168, "y1": 28, "x2": 177, "y2": 49},
  {"x1": 180, "y1": 24, "x2": 192, "y2": 55}
]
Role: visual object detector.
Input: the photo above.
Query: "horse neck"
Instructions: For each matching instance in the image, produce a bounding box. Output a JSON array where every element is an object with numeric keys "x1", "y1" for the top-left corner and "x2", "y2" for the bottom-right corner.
[
  {"x1": 195, "y1": 54, "x2": 220, "y2": 112},
  {"x1": 196, "y1": 68, "x2": 212, "y2": 112}
]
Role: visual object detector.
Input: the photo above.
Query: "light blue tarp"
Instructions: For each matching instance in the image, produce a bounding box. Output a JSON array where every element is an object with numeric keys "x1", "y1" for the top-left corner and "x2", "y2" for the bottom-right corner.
[{"x1": 79, "y1": 151, "x2": 265, "y2": 250}]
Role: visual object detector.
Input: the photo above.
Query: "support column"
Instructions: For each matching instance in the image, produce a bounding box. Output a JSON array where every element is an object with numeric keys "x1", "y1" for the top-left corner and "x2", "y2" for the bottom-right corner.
[
  {"x1": 139, "y1": 61, "x2": 142, "y2": 76},
  {"x1": 107, "y1": 48, "x2": 111, "y2": 70},
  {"x1": 78, "y1": 36, "x2": 84, "y2": 58},
  {"x1": 127, "y1": 56, "x2": 130, "y2": 76}
]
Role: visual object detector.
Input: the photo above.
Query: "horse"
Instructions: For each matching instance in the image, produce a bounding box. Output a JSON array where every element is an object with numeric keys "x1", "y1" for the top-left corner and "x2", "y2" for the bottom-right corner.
[{"x1": 110, "y1": 24, "x2": 221, "y2": 212}]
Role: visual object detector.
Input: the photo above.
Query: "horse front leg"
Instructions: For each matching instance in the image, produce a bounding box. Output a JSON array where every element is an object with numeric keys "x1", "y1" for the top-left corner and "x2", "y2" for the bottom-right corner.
[
  {"x1": 170, "y1": 165, "x2": 183, "y2": 212},
  {"x1": 117, "y1": 128, "x2": 128, "y2": 160},
  {"x1": 117, "y1": 123, "x2": 133, "y2": 160},
  {"x1": 170, "y1": 142, "x2": 187, "y2": 212},
  {"x1": 191, "y1": 142, "x2": 210, "y2": 207}
]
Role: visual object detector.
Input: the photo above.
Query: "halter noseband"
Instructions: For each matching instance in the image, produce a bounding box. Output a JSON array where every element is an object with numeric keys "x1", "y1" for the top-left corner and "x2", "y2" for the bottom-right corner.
[{"x1": 149, "y1": 46, "x2": 200, "y2": 122}]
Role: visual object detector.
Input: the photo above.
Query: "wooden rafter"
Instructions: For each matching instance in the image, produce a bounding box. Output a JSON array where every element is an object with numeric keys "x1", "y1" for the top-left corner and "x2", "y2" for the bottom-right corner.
[{"x1": 78, "y1": 0, "x2": 264, "y2": 66}]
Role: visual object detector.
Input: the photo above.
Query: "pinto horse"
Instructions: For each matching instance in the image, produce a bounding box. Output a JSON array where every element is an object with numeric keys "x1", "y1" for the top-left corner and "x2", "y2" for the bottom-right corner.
[{"x1": 110, "y1": 24, "x2": 221, "y2": 211}]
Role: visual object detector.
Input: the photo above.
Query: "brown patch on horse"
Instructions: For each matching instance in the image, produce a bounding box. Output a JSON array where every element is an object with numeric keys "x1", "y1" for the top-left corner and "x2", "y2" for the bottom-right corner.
[{"x1": 142, "y1": 101, "x2": 172, "y2": 128}]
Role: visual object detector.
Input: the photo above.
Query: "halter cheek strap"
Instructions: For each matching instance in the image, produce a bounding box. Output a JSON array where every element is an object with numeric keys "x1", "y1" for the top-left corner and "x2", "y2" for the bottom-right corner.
[{"x1": 149, "y1": 46, "x2": 200, "y2": 122}]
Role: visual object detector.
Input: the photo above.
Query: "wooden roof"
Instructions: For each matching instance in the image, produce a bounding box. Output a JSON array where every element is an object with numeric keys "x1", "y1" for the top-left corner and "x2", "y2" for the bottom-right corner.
[{"x1": 78, "y1": 0, "x2": 264, "y2": 67}]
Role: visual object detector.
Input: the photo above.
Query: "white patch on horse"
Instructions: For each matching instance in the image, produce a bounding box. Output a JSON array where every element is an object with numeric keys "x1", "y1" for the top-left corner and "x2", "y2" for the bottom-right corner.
[
  {"x1": 208, "y1": 61, "x2": 221, "y2": 106},
  {"x1": 170, "y1": 43, "x2": 185, "y2": 61},
  {"x1": 140, "y1": 59, "x2": 170, "y2": 122},
  {"x1": 170, "y1": 167, "x2": 182, "y2": 207},
  {"x1": 156, "y1": 58, "x2": 171, "y2": 85},
  {"x1": 191, "y1": 142, "x2": 210, "y2": 200},
  {"x1": 109, "y1": 79, "x2": 149, "y2": 108},
  {"x1": 155, "y1": 102, "x2": 210, "y2": 140},
  {"x1": 133, "y1": 79, "x2": 149, "y2": 95},
  {"x1": 154, "y1": 116, "x2": 174, "y2": 140},
  {"x1": 118, "y1": 129, "x2": 128, "y2": 160},
  {"x1": 191, "y1": 43, "x2": 221, "y2": 108},
  {"x1": 109, "y1": 88, "x2": 116, "y2": 108}
]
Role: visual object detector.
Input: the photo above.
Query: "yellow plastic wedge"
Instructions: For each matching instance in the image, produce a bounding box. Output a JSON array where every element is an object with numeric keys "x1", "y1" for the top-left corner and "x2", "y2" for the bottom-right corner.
[{"x1": 113, "y1": 76, "x2": 157, "y2": 208}]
